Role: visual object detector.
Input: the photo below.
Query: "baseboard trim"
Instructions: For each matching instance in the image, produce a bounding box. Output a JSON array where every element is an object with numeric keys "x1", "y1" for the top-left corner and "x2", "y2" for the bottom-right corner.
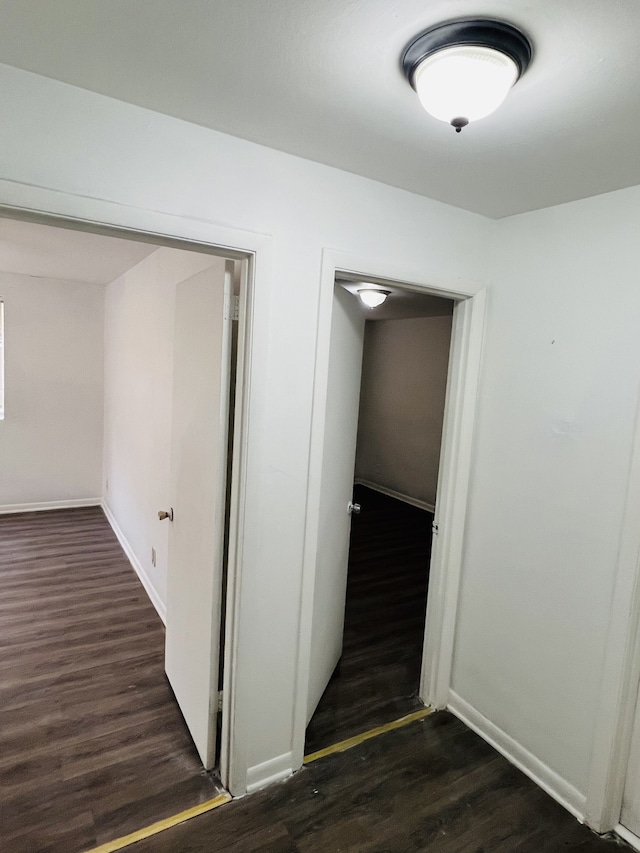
[
  {"x1": 448, "y1": 691, "x2": 586, "y2": 822},
  {"x1": 615, "y1": 823, "x2": 640, "y2": 850},
  {"x1": 0, "y1": 497, "x2": 101, "y2": 515},
  {"x1": 101, "y1": 500, "x2": 166, "y2": 625},
  {"x1": 245, "y1": 752, "x2": 293, "y2": 794},
  {"x1": 354, "y1": 479, "x2": 435, "y2": 513}
]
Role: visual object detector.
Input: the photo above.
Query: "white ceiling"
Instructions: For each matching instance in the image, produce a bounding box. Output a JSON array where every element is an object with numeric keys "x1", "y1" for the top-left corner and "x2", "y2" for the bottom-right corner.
[
  {"x1": 0, "y1": 1, "x2": 638, "y2": 218},
  {"x1": 0, "y1": 218, "x2": 156, "y2": 284}
]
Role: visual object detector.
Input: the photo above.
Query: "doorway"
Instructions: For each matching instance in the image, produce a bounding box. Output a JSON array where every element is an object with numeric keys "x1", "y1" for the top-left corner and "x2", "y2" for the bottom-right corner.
[
  {"x1": 304, "y1": 280, "x2": 454, "y2": 753},
  {"x1": 0, "y1": 213, "x2": 250, "y2": 849},
  {"x1": 297, "y1": 253, "x2": 486, "y2": 767}
]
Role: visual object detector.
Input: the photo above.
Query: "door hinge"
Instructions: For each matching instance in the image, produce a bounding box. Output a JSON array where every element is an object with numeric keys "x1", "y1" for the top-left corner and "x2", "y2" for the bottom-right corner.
[
  {"x1": 225, "y1": 294, "x2": 240, "y2": 321},
  {"x1": 432, "y1": 521, "x2": 439, "y2": 535},
  {"x1": 217, "y1": 690, "x2": 224, "y2": 713}
]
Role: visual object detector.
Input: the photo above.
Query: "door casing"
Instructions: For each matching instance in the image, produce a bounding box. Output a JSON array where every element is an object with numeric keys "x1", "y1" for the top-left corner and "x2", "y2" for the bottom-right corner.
[
  {"x1": 0, "y1": 191, "x2": 264, "y2": 797},
  {"x1": 586, "y1": 387, "x2": 640, "y2": 834},
  {"x1": 294, "y1": 247, "x2": 486, "y2": 769}
]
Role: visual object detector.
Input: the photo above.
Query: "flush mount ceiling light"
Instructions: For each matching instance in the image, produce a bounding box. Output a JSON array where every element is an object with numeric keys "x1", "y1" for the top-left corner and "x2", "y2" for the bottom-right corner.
[
  {"x1": 402, "y1": 19, "x2": 532, "y2": 132},
  {"x1": 357, "y1": 288, "x2": 391, "y2": 309}
]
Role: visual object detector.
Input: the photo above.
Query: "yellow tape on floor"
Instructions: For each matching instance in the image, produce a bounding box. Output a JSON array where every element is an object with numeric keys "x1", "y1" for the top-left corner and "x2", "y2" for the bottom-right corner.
[
  {"x1": 84, "y1": 791, "x2": 232, "y2": 853},
  {"x1": 303, "y1": 707, "x2": 433, "y2": 764},
  {"x1": 84, "y1": 708, "x2": 432, "y2": 852}
]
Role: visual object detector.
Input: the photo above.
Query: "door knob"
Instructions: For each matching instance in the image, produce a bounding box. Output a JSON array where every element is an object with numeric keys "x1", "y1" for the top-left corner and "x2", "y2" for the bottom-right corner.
[
  {"x1": 348, "y1": 501, "x2": 361, "y2": 515},
  {"x1": 158, "y1": 508, "x2": 174, "y2": 521}
]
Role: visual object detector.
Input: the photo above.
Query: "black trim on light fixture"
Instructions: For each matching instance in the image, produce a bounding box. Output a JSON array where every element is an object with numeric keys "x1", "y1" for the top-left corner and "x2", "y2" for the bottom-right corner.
[
  {"x1": 451, "y1": 117, "x2": 469, "y2": 133},
  {"x1": 402, "y1": 18, "x2": 533, "y2": 91}
]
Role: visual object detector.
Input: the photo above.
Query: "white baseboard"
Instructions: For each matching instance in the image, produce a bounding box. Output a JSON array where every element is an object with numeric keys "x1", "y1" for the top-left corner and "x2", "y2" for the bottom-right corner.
[
  {"x1": 101, "y1": 500, "x2": 166, "y2": 625},
  {"x1": 448, "y1": 691, "x2": 586, "y2": 822},
  {"x1": 0, "y1": 497, "x2": 101, "y2": 515},
  {"x1": 615, "y1": 823, "x2": 640, "y2": 850},
  {"x1": 355, "y1": 479, "x2": 435, "y2": 513},
  {"x1": 245, "y1": 751, "x2": 293, "y2": 794}
]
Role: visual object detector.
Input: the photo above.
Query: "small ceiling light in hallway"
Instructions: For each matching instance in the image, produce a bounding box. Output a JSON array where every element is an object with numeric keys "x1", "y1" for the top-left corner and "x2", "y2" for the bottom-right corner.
[
  {"x1": 402, "y1": 19, "x2": 532, "y2": 132},
  {"x1": 357, "y1": 288, "x2": 391, "y2": 309}
]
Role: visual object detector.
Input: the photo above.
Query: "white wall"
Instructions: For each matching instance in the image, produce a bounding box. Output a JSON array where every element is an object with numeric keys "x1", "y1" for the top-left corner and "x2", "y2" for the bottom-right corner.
[
  {"x1": 0, "y1": 271, "x2": 103, "y2": 509},
  {"x1": 103, "y1": 247, "x2": 226, "y2": 612},
  {"x1": 355, "y1": 315, "x2": 452, "y2": 508},
  {"x1": 451, "y1": 184, "x2": 640, "y2": 805}
]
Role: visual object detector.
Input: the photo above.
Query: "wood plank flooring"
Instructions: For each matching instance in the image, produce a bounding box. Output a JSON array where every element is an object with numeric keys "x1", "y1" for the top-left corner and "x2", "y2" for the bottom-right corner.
[
  {"x1": 1, "y1": 505, "x2": 628, "y2": 853},
  {"x1": 129, "y1": 711, "x2": 622, "y2": 852},
  {"x1": 305, "y1": 485, "x2": 432, "y2": 754},
  {"x1": 0, "y1": 507, "x2": 224, "y2": 853}
]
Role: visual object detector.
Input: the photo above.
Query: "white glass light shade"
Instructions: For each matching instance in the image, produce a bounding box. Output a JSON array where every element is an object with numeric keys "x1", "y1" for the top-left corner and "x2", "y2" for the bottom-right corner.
[
  {"x1": 358, "y1": 289, "x2": 389, "y2": 309},
  {"x1": 413, "y1": 45, "x2": 518, "y2": 125}
]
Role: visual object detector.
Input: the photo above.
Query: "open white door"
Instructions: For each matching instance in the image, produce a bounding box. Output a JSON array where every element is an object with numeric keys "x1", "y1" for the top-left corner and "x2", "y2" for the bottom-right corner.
[
  {"x1": 306, "y1": 285, "x2": 365, "y2": 722},
  {"x1": 164, "y1": 261, "x2": 232, "y2": 770}
]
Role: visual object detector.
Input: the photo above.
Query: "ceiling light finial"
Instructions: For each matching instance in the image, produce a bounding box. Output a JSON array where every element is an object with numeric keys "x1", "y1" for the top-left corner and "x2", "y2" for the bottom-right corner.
[
  {"x1": 451, "y1": 117, "x2": 469, "y2": 133},
  {"x1": 402, "y1": 19, "x2": 532, "y2": 132}
]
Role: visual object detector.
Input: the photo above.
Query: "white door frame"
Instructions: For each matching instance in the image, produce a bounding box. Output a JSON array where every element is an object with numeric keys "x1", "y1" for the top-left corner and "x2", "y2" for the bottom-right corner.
[
  {"x1": 585, "y1": 392, "x2": 640, "y2": 834},
  {"x1": 0, "y1": 181, "x2": 272, "y2": 797},
  {"x1": 292, "y1": 248, "x2": 486, "y2": 768}
]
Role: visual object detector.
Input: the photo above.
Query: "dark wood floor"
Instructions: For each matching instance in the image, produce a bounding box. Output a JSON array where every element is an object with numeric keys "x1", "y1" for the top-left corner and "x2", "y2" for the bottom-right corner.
[
  {"x1": 305, "y1": 485, "x2": 432, "y2": 753},
  {"x1": 0, "y1": 507, "x2": 224, "y2": 853},
  {"x1": 129, "y1": 711, "x2": 622, "y2": 852}
]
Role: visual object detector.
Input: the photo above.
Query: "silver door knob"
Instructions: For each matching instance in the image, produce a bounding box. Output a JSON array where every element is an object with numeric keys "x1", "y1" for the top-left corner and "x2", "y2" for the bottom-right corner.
[
  {"x1": 348, "y1": 501, "x2": 361, "y2": 515},
  {"x1": 158, "y1": 508, "x2": 174, "y2": 521}
]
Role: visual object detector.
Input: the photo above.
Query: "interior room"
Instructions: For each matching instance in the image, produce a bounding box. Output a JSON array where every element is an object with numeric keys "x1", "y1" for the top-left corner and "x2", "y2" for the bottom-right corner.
[
  {"x1": 0, "y1": 218, "x2": 237, "y2": 850},
  {"x1": 2, "y1": 2, "x2": 640, "y2": 852}
]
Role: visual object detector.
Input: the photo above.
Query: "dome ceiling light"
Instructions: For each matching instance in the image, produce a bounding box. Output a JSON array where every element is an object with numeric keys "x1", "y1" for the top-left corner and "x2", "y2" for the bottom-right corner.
[
  {"x1": 357, "y1": 288, "x2": 391, "y2": 309},
  {"x1": 402, "y1": 19, "x2": 532, "y2": 132}
]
